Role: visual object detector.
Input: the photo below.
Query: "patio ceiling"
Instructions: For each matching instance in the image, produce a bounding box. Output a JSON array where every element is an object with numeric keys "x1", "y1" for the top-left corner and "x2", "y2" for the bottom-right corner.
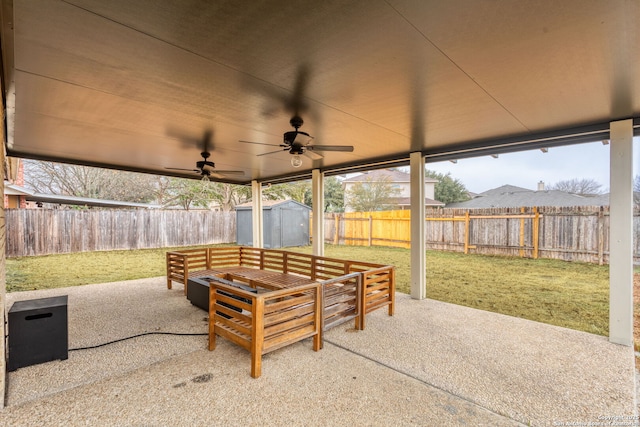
[{"x1": 0, "y1": 0, "x2": 638, "y2": 184}]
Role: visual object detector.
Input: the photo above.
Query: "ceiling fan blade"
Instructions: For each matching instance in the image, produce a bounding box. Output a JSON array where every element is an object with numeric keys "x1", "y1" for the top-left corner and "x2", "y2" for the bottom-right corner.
[
  {"x1": 293, "y1": 132, "x2": 313, "y2": 145},
  {"x1": 303, "y1": 150, "x2": 323, "y2": 160},
  {"x1": 307, "y1": 145, "x2": 354, "y2": 152},
  {"x1": 257, "y1": 148, "x2": 288, "y2": 157},
  {"x1": 288, "y1": 64, "x2": 310, "y2": 116},
  {"x1": 213, "y1": 170, "x2": 245, "y2": 176},
  {"x1": 165, "y1": 167, "x2": 200, "y2": 172},
  {"x1": 202, "y1": 129, "x2": 212, "y2": 154},
  {"x1": 166, "y1": 128, "x2": 201, "y2": 149},
  {"x1": 239, "y1": 140, "x2": 282, "y2": 148},
  {"x1": 167, "y1": 128, "x2": 216, "y2": 152}
]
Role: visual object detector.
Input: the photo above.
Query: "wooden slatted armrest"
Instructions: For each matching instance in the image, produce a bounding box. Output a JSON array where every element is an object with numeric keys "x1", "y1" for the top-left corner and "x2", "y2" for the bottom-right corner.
[
  {"x1": 351, "y1": 265, "x2": 395, "y2": 329},
  {"x1": 317, "y1": 272, "x2": 362, "y2": 348},
  {"x1": 166, "y1": 248, "x2": 210, "y2": 294},
  {"x1": 166, "y1": 251, "x2": 188, "y2": 290},
  {"x1": 208, "y1": 280, "x2": 321, "y2": 378}
]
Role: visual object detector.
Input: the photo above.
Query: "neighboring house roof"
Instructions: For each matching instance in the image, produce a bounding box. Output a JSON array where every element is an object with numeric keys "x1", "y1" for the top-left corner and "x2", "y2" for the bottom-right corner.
[
  {"x1": 4, "y1": 182, "x2": 161, "y2": 209},
  {"x1": 446, "y1": 184, "x2": 610, "y2": 208},
  {"x1": 476, "y1": 184, "x2": 530, "y2": 196},
  {"x1": 342, "y1": 169, "x2": 438, "y2": 183},
  {"x1": 393, "y1": 197, "x2": 445, "y2": 207}
]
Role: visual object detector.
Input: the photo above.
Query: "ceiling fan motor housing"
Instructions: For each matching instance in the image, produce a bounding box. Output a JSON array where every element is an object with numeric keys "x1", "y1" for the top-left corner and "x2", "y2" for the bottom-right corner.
[
  {"x1": 288, "y1": 144, "x2": 304, "y2": 155},
  {"x1": 283, "y1": 130, "x2": 311, "y2": 145},
  {"x1": 196, "y1": 160, "x2": 215, "y2": 169}
]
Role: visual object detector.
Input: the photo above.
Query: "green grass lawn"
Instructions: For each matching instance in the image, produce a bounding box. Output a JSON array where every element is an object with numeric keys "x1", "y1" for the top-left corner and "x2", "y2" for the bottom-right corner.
[{"x1": 6, "y1": 244, "x2": 611, "y2": 336}]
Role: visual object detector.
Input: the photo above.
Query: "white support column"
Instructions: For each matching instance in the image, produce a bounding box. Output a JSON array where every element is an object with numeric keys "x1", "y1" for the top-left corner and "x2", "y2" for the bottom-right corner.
[
  {"x1": 410, "y1": 152, "x2": 426, "y2": 299},
  {"x1": 251, "y1": 180, "x2": 264, "y2": 248},
  {"x1": 609, "y1": 119, "x2": 634, "y2": 346},
  {"x1": 312, "y1": 169, "x2": 325, "y2": 256}
]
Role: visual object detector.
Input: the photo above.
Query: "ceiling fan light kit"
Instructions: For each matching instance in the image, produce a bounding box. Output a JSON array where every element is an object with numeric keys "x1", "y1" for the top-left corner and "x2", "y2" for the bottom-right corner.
[{"x1": 290, "y1": 154, "x2": 303, "y2": 168}]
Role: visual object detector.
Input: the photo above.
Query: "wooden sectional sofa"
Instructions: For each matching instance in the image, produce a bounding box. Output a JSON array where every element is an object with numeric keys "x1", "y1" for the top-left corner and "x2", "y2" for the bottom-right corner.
[{"x1": 166, "y1": 246, "x2": 395, "y2": 377}]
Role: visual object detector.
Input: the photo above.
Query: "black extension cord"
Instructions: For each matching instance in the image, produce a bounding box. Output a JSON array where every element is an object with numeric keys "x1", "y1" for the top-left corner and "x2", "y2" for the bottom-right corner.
[{"x1": 69, "y1": 331, "x2": 208, "y2": 351}]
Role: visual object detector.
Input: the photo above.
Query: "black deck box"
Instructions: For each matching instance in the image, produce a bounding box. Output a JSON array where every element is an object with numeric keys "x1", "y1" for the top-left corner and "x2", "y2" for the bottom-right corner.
[{"x1": 8, "y1": 295, "x2": 68, "y2": 371}]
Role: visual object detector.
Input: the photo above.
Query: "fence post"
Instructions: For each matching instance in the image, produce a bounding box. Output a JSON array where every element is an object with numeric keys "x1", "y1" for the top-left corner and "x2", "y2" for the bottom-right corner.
[
  {"x1": 533, "y1": 207, "x2": 540, "y2": 259},
  {"x1": 464, "y1": 211, "x2": 470, "y2": 254},
  {"x1": 368, "y1": 216, "x2": 373, "y2": 246},
  {"x1": 519, "y1": 207, "x2": 525, "y2": 258},
  {"x1": 597, "y1": 208, "x2": 604, "y2": 265},
  {"x1": 334, "y1": 214, "x2": 340, "y2": 245}
]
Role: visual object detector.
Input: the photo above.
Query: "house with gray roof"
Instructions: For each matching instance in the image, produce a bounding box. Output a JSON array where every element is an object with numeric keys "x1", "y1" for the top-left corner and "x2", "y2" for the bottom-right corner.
[{"x1": 446, "y1": 184, "x2": 610, "y2": 208}]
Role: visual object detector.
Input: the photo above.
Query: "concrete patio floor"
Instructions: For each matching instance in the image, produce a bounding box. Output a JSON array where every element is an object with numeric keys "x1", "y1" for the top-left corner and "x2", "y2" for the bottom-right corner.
[{"x1": 2, "y1": 277, "x2": 636, "y2": 426}]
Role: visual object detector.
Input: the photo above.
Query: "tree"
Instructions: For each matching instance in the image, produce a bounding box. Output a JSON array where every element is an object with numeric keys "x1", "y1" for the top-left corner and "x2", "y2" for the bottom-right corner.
[
  {"x1": 160, "y1": 177, "x2": 215, "y2": 210},
  {"x1": 345, "y1": 176, "x2": 400, "y2": 212},
  {"x1": 24, "y1": 160, "x2": 230, "y2": 210},
  {"x1": 267, "y1": 181, "x2": 310, "y2": 204},
  {"x1": 322, "y1": 176, "x2": 345, "y2": 212},
  {"x1": 634, "y1": 174, "x2": 640, "y2": 206},
  {"x1": 24, "y1": 160, "x2": 158, "y2": 204},
  {"x1": 549, "y1": 178, "x2": 602, "y2": 195},
  {"x1": 425, "y1": 170, "x2": 469, "y2": 205},
  {"x1": 207, "y1": 182, "x2": 251, "y2": 211},
  {"x1": 297, "y1": 176, "x2": 345, "y2": 212}
]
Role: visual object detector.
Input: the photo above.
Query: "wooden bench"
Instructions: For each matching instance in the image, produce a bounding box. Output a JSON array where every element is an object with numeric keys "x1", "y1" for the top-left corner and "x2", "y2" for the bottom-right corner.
[
  {"x1": 167, "y1": 246, "x2": 395, "y2": 330},
  {"x1": 207, "y1": 277, "x2": 322, "y2": 378}
]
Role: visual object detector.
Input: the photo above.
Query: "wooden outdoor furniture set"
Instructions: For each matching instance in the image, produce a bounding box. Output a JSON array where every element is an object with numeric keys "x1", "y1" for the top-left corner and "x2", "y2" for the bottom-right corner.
[{"x1": 166, "y1": 246, "x2": 395, "y2": 377}]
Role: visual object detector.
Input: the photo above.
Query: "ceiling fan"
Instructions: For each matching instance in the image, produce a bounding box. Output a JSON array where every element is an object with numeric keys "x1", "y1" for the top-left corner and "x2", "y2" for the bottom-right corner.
[
  {"x1": 166, "y1": 130, "x2": 244, "y2": 180},
  {"x1": 239, "y1": 115, "x2": 354, "y2": 167}
]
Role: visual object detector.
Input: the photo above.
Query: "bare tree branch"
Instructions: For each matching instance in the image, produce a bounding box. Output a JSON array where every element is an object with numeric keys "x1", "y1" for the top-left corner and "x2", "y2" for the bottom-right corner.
[
  {"x1": 25, "y1": 160, "x2": 159, "y2": 204},
  {"x1": 549, "y1": 178, "x2": 602, "y2": 196}
]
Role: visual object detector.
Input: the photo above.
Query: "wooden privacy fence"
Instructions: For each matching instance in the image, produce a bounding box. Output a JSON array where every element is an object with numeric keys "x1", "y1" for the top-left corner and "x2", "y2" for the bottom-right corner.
[
  {"x1": 6, "y1": 209, "x2": 237, "y2": 257},
  {"x1": 8, "y1": 206, "x2": 640, "y2": 264},
  {"x1": 323, "y1": 206, "x2": 640, "y2": 265}
]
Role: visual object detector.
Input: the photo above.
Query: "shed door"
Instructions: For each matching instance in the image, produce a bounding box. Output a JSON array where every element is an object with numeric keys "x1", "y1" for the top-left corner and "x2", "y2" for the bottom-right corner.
[{"x1": 281, "y1": 208, "x2": 306, "y2": 247}]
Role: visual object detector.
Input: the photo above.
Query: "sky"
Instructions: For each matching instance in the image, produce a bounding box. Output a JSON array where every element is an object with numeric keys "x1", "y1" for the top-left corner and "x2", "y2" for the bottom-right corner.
[{"x1": 423, "y1": 139, "x2": 640, "y2": 194}]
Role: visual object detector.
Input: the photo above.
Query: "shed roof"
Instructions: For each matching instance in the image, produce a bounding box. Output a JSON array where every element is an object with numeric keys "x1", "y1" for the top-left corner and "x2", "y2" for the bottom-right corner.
[
  {"x1": 4, "y1": 182, "x2": 161, "y2": 209},
  {"x1": 235, "y1": 199, "x2": 311, "y2": 210}
]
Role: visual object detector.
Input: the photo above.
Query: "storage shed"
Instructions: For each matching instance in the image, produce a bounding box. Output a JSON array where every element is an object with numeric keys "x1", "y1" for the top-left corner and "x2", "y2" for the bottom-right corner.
[{"x1": 236, "y1": 200, "x2": 311, "y2": 248}]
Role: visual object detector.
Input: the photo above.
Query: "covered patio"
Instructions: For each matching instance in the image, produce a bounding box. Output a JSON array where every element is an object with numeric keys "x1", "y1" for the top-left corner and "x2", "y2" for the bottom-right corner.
[
  {"x1": 2, "y1": 277, "x2": 634, "y2": 425},
  {"x1": 0, "y1": 0, "x2": 638, "y2": 420}
]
